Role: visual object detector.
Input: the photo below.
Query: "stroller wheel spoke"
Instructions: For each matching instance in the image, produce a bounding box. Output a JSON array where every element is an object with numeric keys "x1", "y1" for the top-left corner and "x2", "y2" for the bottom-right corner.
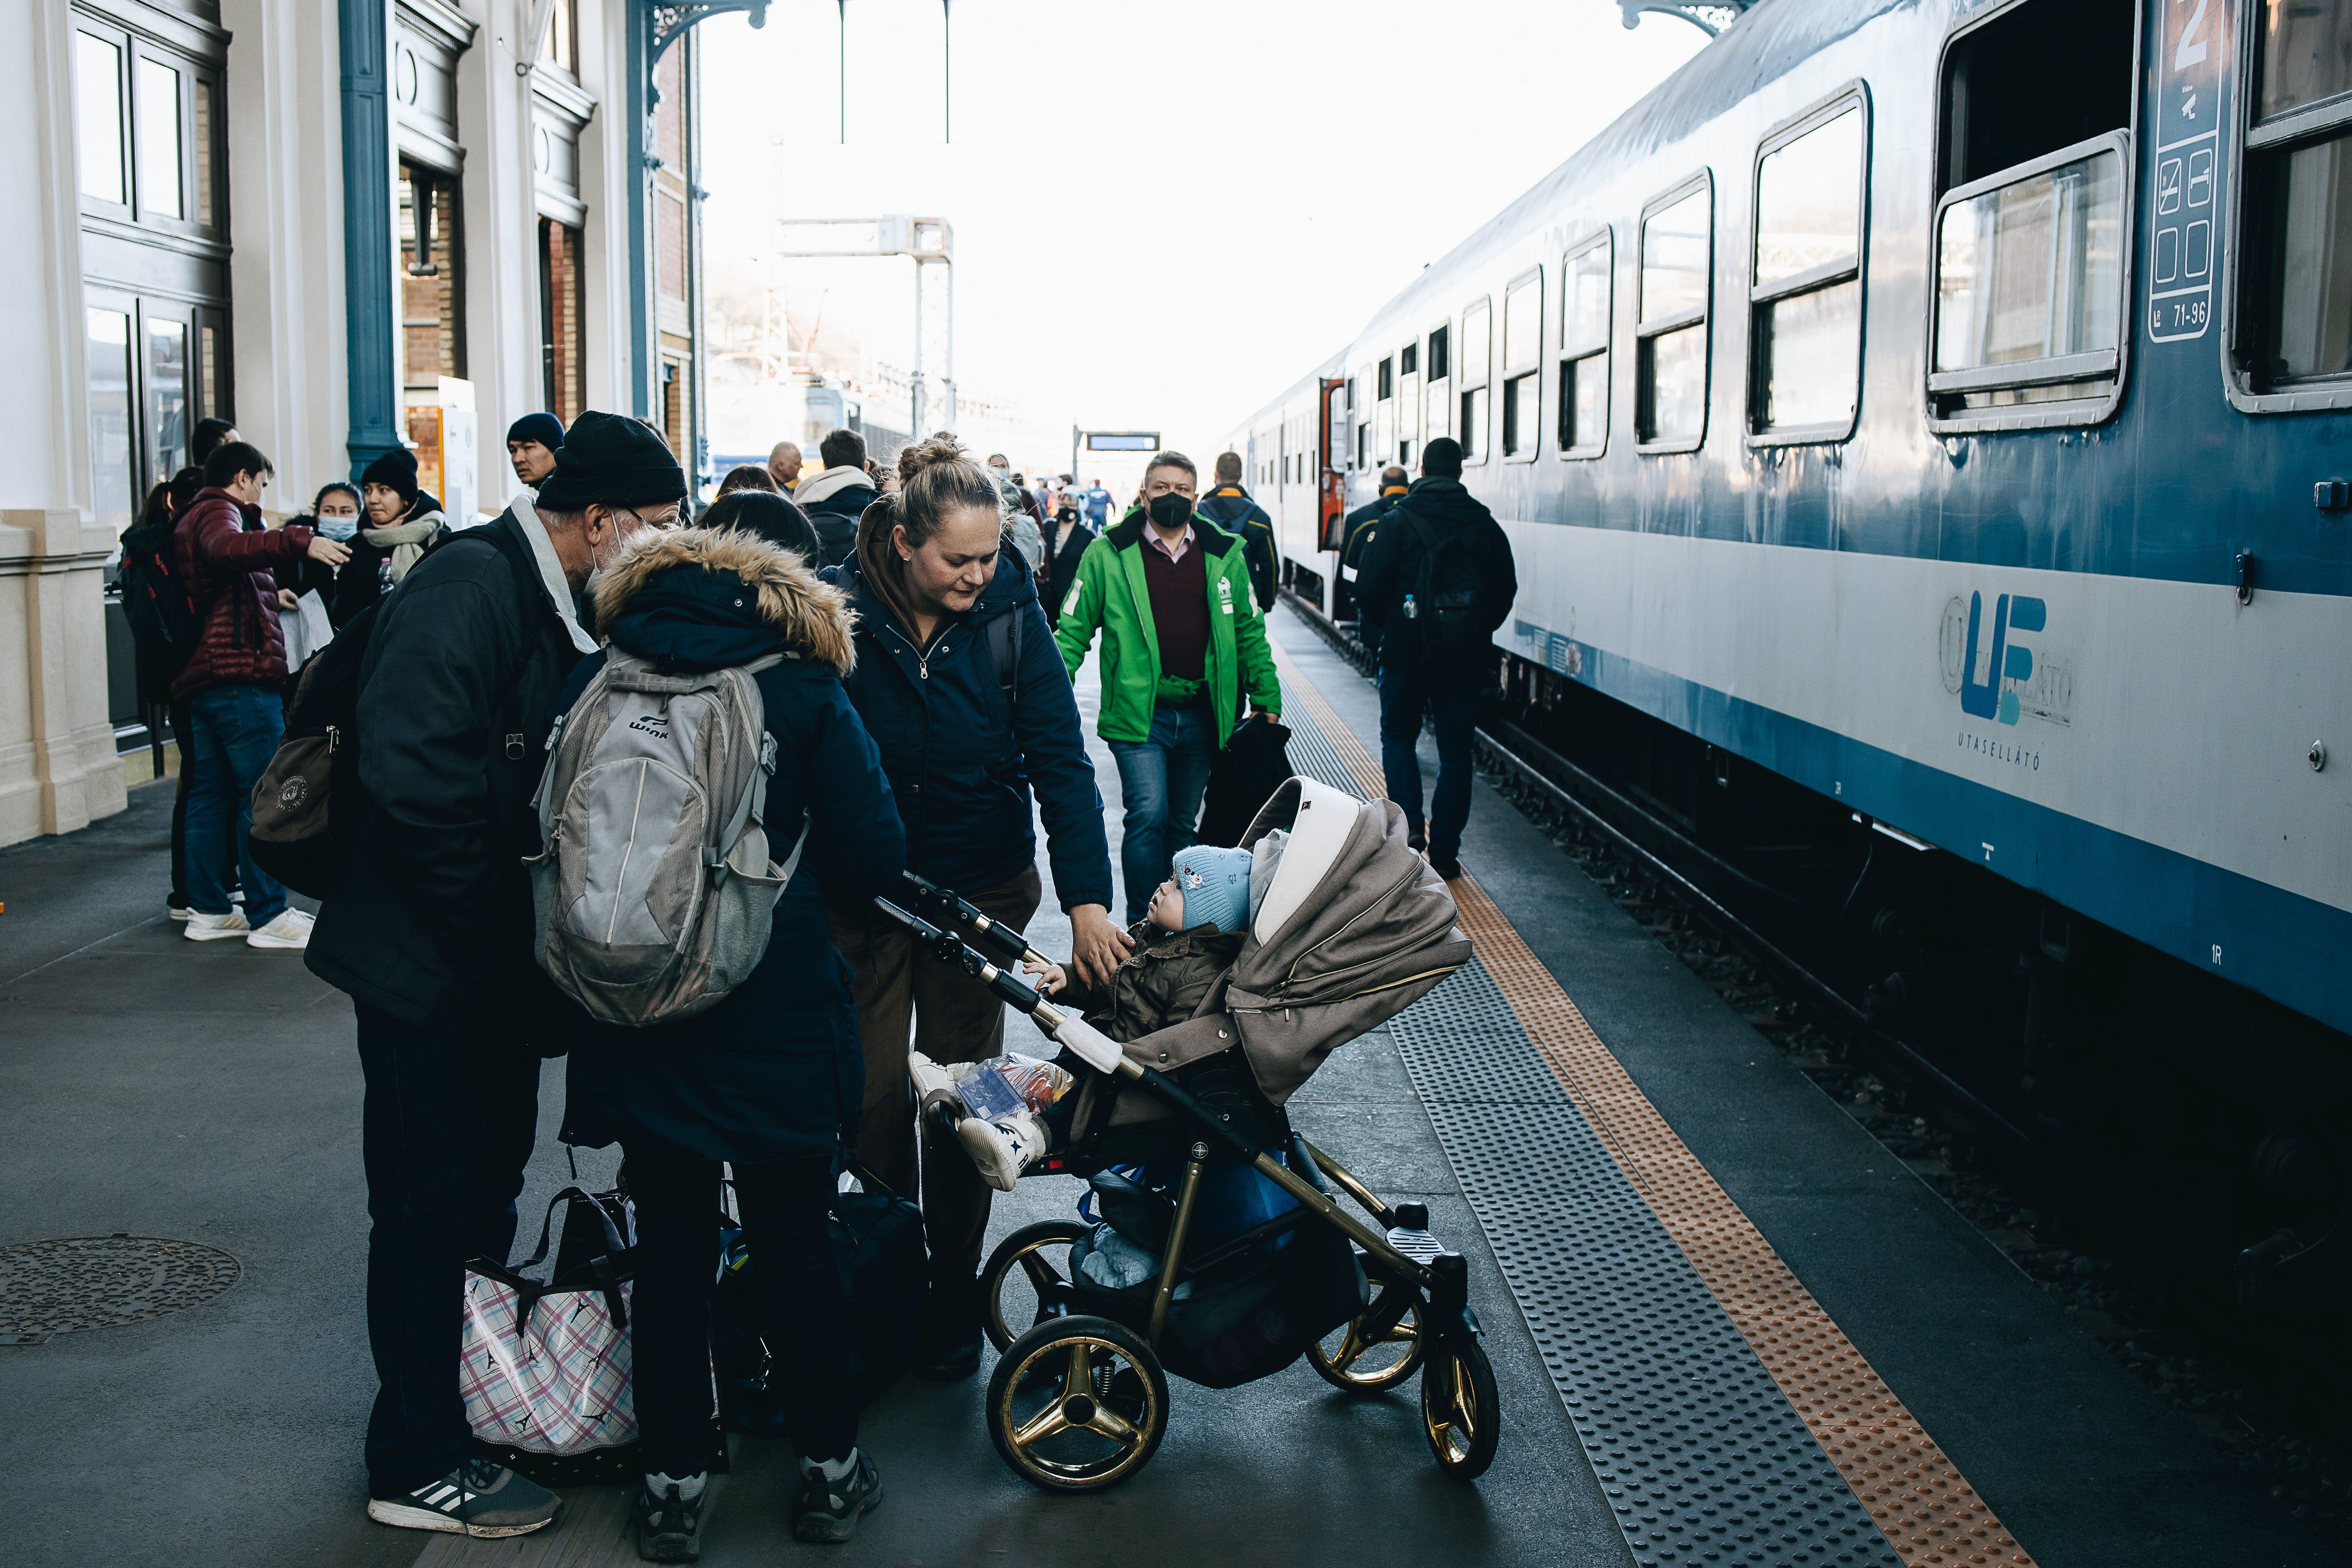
[
  {"x1": 1018, "y1": 1252, "x2": 1064, "y2": 1291},
  {"x1": 1080, "y1": 1402, "x2": 1141, "y2": 1447},
  {"x1": 1063, "y1": 1340, "x2": 1094, "y2": 1394},
  {"x1": 1013, "y1": 1402, "x2": 1073, "y2": 1447}
]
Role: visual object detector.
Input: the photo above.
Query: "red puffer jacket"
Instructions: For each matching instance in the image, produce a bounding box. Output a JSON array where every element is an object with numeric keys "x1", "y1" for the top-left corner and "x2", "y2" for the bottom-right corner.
[{"x1": 170, "y1": 489, "x2": 316, "y2": 700}]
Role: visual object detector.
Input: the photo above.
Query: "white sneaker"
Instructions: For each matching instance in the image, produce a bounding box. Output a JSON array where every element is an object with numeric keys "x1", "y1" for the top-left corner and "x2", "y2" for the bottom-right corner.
[
  {"x1": 183, "y1": 910, "x2": 250, "y2": 942},
  {"x1": 245, "y1": 908, "x2": 315, "y2": 950},
  {"x1": 957, "y1": 1111, "x2": 1047, "y2": 1193}
]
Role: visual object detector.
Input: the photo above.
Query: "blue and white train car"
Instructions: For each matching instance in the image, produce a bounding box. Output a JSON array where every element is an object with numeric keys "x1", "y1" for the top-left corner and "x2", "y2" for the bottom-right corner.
[{"x1": 1236, "y1": 0, "x2": 2352, "y2": 1063}]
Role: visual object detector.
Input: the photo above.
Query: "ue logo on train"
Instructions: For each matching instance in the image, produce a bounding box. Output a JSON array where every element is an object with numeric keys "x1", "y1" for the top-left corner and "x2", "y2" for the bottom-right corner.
[{"x1": 1955, "y1": 591, "x2": 2047, "y2": 727}]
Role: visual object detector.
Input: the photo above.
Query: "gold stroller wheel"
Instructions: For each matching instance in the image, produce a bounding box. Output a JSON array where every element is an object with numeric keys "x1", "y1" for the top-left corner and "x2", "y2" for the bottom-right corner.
[
  {"x1": 980, "y1": 1221, "x2": 1088, "y2": 1352},
  {"x1": 985, "y1": 1315, "x2": 1170, "y2": 1492},
  {"x1": 1420, "y1": 1336, "x2": 1500, "y2": 1480},
  {"x1": 1307, "y1": 1295, "x2": 1426, "y2": 1392}
]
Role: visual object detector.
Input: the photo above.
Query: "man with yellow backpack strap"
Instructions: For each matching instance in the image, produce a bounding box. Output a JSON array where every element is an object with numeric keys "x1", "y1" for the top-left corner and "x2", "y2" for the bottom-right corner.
[{"x1": 1055, "y1": 450, "x2": 1282, "y2": 923}]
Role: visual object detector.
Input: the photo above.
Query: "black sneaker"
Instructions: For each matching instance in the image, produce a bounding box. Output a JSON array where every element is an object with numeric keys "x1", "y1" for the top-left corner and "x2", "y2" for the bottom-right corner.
[
  {"x1": 367, "y1": 1456, "x2": 561, "y2": 1537},
  {"x1": 793, "y1": 1450, "x2": 883, "y2": 1544},
  {"x1": 634, "y1": 1479, "x2": 704, "y2": 1562},
  {"x1": 913, "y1": 1274, "x2": 983, "y2": 1381},
  {"x1": 1431, "y1": 854, "x2": 1463, "y2": 880},
  {"x1": 1407, "y1": 828, "x2": 1427, "y2": 854}
]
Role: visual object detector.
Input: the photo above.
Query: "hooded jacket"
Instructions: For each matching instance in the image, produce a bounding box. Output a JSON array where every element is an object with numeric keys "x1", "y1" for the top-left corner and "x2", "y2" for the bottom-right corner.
[
  {"x1": 794, "y1": 464, "x2": 878, "y2": 569},
  {"x1": 558, "y1": 529, "x2": 907, "y2": 1161},
  {"x1": 1354, "y1": 476, "x2": 1518, "y2": 671},
  {"x1": 1053, "y1": 921, "x2": 1247, "y2": 1047},
  {"x1": 169, "y1": 488, "x2": 318, "y2": 700},
  {"x1": 1194, "y1": 483, "x2": 1279, "y2": 610},
  {"x1": 824, "y1": 527, "x2": 1115, "y2": 911},
  {"x1": 1053, "y1": 506, "x2": 1283, "y2": 750},
  {"x1": 306, "y1": 503, "x2": 591, "y2": 1039}
]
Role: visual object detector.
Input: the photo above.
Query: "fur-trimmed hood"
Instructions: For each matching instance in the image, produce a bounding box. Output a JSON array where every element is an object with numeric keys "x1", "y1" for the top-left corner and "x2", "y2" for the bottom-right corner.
[{"x1": 593, "y1": 525, "x2": 857, "y2": 675}]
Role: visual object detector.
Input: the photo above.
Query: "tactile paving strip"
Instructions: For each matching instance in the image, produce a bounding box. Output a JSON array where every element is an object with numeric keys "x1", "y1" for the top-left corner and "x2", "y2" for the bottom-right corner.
[{"x1": 1272, "y1": 640, "x2": 2035, "y2": 1568}]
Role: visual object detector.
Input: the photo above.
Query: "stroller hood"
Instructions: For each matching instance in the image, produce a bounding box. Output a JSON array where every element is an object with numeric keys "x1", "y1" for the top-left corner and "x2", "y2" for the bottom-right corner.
[{"x1": 1115, "y1": 777, "x2": 1472, "y2": 1107}]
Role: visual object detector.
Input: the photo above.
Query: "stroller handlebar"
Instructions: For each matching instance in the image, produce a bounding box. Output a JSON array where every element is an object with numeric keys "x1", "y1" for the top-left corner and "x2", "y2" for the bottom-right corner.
[
  {"x1": 897, "y1": 871, "x2": 1045, "y2": 969},
  {"x1": 871, "y1": 896, "x2": 1124, "y2": 1074}
]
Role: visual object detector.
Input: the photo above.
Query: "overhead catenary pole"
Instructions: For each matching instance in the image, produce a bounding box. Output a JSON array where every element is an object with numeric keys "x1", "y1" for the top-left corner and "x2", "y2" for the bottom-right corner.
[{"x1": 943, "y1": 0, "x2": 952, "y2": 142}]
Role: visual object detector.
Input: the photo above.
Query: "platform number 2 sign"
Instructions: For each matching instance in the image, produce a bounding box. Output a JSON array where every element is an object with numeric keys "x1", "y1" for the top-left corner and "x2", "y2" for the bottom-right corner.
[{"x1": 2149, "y1": 0, "x2": 2224, "y2": 342}]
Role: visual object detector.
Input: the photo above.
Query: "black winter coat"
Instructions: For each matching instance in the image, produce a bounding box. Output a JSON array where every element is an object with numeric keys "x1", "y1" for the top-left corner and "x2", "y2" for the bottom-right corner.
[
  {"x1": 823, "y1": 540, "x2": 1115, "y2": 912},
  {"x1": 1039, "y1": 516, "x2": 1097, "y2": 628},
  {"x1": 306, "y1": 505, "x2": 588, "y2": 1042},
  {"x1": 1355, "y1": 477, "x2": 1519, "y2": 673},
  {"x1": 330, "y1": 492, "x2": 446, "y2": 630},
  {"x1": 557, "y1": 529, "x2": 906, "y2": 1162},
  {"x1": 1197, "y1": 485, "x2": 1279, "y2": 610}
]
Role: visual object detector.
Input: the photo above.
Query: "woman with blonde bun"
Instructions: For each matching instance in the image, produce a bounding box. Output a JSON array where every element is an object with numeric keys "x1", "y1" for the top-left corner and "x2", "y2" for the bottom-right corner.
[{"x1": 821, "y1": 433, "x2": 1122, "y2": 1380}]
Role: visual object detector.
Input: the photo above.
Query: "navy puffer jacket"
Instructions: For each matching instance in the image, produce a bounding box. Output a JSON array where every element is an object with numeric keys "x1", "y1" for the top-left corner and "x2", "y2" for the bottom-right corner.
[
  {"x1": 824, "y1": 534, "x2": 1115, "y2": 912},
  {"x1": 558, "y1": 528, "x2": 906, "y2": 1161}
]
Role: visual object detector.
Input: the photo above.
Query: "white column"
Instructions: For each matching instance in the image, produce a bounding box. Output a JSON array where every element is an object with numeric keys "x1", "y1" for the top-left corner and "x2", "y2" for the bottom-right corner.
[{"x1": 0, "y1": 0, "x2": 124, "y2": 844}]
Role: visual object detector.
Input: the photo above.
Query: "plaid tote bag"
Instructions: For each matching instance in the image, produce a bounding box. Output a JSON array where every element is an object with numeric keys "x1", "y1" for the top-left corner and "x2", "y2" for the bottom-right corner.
[{"x1": 460, "y1": 1187, "x2": 639, "y2": 1470}]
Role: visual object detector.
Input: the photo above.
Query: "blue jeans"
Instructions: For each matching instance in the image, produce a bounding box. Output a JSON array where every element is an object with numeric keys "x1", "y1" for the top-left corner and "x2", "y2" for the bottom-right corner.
[
  {"x1": 1106, "y1": 703, "x2": 1217, "y2": 924},
  {"x1": 357, "y1": 1004, "x2": 542, "y2": 1493},
  {"x1": 1378, "y1": 661, "x2": 1481, "y2": 863},
  {"x1": 182, "y1": 683, "x2": 288, "y2": 924}
]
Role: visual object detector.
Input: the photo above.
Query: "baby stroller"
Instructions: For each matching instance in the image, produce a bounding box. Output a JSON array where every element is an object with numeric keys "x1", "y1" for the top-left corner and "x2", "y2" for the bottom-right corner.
[{"x1": 879, "y1": 777, "x2": 1496, "y2": 1493}]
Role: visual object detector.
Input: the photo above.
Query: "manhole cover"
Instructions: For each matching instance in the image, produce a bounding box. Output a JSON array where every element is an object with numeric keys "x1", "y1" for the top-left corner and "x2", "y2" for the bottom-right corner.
[{"x1": 0, "y1": 1236, "x2": 242, "y2": 1343}]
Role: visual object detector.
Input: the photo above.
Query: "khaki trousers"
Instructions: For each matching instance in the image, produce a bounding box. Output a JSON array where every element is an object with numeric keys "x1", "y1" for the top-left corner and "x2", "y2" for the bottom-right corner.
[{"x1": 830, "y1": 864, "x2": 1043, "y2": 1279}]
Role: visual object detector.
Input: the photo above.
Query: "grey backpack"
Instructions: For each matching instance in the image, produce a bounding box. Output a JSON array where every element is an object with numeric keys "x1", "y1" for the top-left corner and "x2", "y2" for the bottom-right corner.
[{"x1": 526, "y1": 650, "x2": 809, "y2": 1027}]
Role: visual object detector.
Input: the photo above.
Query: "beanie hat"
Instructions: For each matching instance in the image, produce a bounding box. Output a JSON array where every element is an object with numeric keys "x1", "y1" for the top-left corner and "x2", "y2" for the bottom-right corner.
[
  {"x1": 360, "y1": 447, "x2": 420, "y2": 504},
  {"x1": 506, "y1": 411, "x2": 565, "y2": 451},
  {"x1": 534, "y1": 409, "x2": 686, "y2": 513},
  {"x1": 1170, "y1": 845, "x2": 1255, "y2": 935}
]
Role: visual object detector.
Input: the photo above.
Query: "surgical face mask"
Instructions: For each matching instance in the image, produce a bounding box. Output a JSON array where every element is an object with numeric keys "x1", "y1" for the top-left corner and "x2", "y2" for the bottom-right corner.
[
  {"x1": 315, "y1": 512, "x2": 360, "y2": 542},
  {"x1": 1147, "y1": 493, "x2": 1192, "y2": 530}
]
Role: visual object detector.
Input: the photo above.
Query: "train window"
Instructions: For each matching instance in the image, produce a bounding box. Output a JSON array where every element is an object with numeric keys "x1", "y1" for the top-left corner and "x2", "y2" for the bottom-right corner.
[
  {"x1": 2232, "y1": 0, "x2": 2352, "y2": 406},
  {"x1": 1929, "y1": 137, "x2": 2127, "y2": 422},
  {"x1": 1637, "y1": 176, "x2": 1710, "y2": 449},
  {"x1": 1401, "y1": 342, "x2": 1418, "y2": 376},
  {"x1": 1938, "y1": 0, "x2": 2134, "y2": 195},
  {"x1": 1558, "y1": 231, "x2": 1611, "y2": 458},
  {"x1": 1427, "y1": 324, "x2": 1449, "y2": 382},
  {"x1": 1378, "y1": 357, "x2": 1393, "y2": 401},
  {"x1": 1501, "y1": 270, "x2": 1541, "y2": 459},
  {"x1": 1749, "y1": 92, "x2": 1866, "y2": 443},
  {"x1": 1459, "y1": 299, "x2": 1491, "y2": 463}
]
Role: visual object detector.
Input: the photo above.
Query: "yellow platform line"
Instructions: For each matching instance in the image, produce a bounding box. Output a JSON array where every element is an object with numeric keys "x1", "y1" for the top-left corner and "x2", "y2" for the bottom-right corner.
[{"x1": 1271, "y1": 638, "x2": 2033, "y2": 1568}]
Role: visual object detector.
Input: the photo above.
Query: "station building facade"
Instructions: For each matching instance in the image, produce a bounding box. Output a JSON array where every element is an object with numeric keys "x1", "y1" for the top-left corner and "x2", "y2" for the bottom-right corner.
[{"x1": 1, "y1": 0, "x2": 719, "y2": 848}]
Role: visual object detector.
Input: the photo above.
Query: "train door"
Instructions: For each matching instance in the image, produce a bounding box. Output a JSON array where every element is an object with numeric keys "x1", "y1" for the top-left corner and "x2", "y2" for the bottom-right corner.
[{"x1": 1320, "y1": 376, "x2": 1348, "y2": 556}]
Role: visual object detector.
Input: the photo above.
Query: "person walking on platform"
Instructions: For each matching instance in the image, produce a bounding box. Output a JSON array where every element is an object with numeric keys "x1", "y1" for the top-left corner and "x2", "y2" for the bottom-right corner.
[
  {"x1": 1084, "y1": 476, "x2": 1112, "y2": 530},
  {"x1": 1354, "y1": 436, "x2": 1516, "y2": 881},
  {"x1": 1197, "y1": 451, "x2": 1281, "y2": 611},
  {"x1": 172, "y1": 441, "x2": 348, "y2": 948},
  {"x1": 796, "y1": 429, "x2": 880, "y2": 569},
  {"x1": 824, "y1": 434, "x2": 1120, "y2": 1383},
  {"x1": 505, "y1": 412, "x2": 563, "y2": 498},
  {"x1": 1341, "y1": 464, "x2": 1411, "y2": 661},
  {"x1": 1040, "y1": 493, "x2": 1096, "y2": 630},
  {"x1": 335, "y1": 448, "x2": 449, "y2": 629},
  {"x1": 768, "y1": 439, "x2": 804, "y2": 493},
  {"x1": 556, "y1": 527, "x2": 905, "y2": 1553},
  {"x1": 982, "y1": 452, "x2": 1046, "y2": 569},
  {"x1": 307, "y1": 412, "x2": 676, "y2": 1540},
  {"x1": 1055, "y1": 449, "x2": 1282, "y2": 924}
]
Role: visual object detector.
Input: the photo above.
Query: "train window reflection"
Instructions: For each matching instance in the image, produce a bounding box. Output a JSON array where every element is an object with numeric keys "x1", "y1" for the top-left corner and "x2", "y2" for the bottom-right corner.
[
  {"x1": 1503, "y1": 272, "x2": 1541, "y2": 459},
  {"x1": 1749, "y1": 95, "x2": 1866, "y2": 442},
  {"x1": 1930, "y1": 141, "x2": 2124, "y2": 417},
  {"x1": 1638, "y1": 177, "x2": 1710, "y2": 450},
  {"x1": 2247, "y1": 128, "x2": 2352, "y2": 381},
  {"x1": 1560, "y1": 233, "x2": 1611, "y2": 458},
  {"x1": 1459, "y1": 299, "x2": 1491, "y2": 463},
  {"x1": 2258, "y1": 0, "x2": 2352, "y2": 121},
  {"x1": 1640, "y1": 325, "x2": 1705, "y2": 444}
]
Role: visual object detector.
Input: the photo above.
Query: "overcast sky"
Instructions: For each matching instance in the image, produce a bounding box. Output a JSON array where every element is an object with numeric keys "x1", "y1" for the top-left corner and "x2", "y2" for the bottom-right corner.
[{"x1": 696, "y1": 0, "x2": 1707, "y2": 464}]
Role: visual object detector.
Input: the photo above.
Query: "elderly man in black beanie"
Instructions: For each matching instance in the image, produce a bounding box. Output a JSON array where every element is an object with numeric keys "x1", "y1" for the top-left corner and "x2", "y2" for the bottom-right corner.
[{"x1": 308, "y1": 410, "x2": 684, "y2": 1540}]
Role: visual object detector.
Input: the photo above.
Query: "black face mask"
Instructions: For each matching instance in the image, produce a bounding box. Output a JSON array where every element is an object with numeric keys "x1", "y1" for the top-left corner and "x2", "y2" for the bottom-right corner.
[{"x1": 1147, "y1": 493, "x2": 1192, "y2": 530}]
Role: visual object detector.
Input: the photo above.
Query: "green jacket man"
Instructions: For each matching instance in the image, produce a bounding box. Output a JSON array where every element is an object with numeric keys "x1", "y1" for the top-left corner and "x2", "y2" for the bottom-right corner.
[{"x1": 1054, "y1": 450, "x2": 1281, "y2": 921}]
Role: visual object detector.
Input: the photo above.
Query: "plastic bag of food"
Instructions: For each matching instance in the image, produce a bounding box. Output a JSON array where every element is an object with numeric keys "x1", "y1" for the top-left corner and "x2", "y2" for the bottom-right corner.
[{"x1": 952, "y1": 1054, "x2": 1074, "y2": 1121}]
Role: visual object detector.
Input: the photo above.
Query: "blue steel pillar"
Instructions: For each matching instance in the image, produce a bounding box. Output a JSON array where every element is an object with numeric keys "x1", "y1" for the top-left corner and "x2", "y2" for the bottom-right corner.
[{"x1": 340, "y1": 0, "x2": 404, "y2": 480}]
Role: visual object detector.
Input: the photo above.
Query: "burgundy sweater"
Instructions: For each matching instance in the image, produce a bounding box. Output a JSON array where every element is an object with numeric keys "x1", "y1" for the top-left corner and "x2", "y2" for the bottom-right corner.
[{"x1": 1139, "y1": 532, "x2": 1210, "y2": 686}]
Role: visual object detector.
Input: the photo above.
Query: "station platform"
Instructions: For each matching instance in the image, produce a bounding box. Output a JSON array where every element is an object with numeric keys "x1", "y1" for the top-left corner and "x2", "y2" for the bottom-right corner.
[{"x1": 0, "y1": 607, "x2": 2336, "y2": 1568}]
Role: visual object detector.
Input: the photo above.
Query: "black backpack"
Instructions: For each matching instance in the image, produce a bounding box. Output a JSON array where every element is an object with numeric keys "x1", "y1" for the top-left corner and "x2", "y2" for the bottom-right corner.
[
  {"x1": 1404, "y1": 515, "x2": 1486, "y2": 666},
  {"x1": 118, "y1": 519, "x2": 201, "y2": 684}
]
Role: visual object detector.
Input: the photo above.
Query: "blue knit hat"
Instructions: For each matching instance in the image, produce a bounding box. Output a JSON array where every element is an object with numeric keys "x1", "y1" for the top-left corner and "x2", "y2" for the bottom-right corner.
[{"x1": 1171, "y1": 845, "x2": 1254, "y2": 934}]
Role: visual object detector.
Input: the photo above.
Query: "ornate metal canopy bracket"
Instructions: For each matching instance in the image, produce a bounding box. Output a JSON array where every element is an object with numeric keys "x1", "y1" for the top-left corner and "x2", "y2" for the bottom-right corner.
[
  {"x1": 650, "y1": 1, "x2": 769, "y2": 67},
  {"x1": 1617, "y1": 1, "x2": 1753, "y2": 35}
]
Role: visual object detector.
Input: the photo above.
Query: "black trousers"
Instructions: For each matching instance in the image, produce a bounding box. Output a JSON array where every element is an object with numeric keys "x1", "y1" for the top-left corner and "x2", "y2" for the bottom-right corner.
[
  {"x1": 356, "y1": 1004, "x2": 541, "y2": 1493},
  {"x1": 628, "y1": 1155, "x2": 856, "y2": 1475}
]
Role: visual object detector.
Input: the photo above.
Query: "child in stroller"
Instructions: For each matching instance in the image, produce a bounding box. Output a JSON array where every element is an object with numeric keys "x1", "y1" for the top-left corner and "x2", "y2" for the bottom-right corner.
[
  {"x1": 881, "y1": 777, "x2": 1501, "y2": 1492},
  {"x1": 927, "y1": 839, "x2": 1275, "y2": 1191}
]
